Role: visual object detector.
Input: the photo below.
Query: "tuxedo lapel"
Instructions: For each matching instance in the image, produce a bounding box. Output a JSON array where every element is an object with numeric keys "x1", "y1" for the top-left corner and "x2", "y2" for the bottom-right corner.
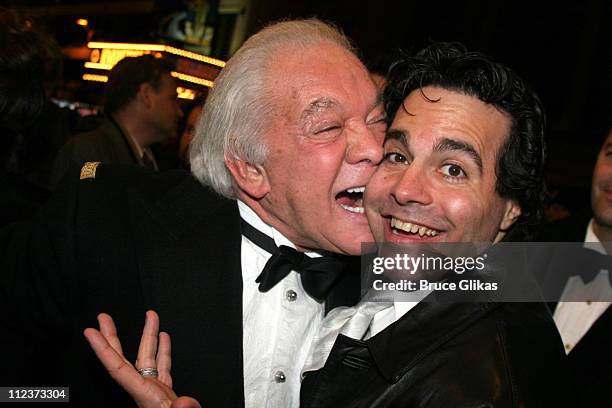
[{"x1": 128, "y1": 178, "x2": 245, "y2": 407}]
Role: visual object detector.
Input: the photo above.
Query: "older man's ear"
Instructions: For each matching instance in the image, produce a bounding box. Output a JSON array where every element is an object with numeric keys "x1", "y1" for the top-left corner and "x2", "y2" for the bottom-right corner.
[{"x1": 225, "y1": 156, "x2": 270, "y2": 199}]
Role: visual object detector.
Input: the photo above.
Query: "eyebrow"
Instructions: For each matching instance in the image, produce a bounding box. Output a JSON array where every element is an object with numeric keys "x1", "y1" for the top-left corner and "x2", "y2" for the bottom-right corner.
[
  {"x1": 301, "y1": 98, "x2": 338, "y2": 122},
  {"x1": 384, "y1": 131, "x2": 483, "y2": 174},
  {"x1": 433, "y1": 137, "x2": 483, "y2": 174},
  {"x1": 384, "y1": 129, "x2": 407, "y2": 144}
]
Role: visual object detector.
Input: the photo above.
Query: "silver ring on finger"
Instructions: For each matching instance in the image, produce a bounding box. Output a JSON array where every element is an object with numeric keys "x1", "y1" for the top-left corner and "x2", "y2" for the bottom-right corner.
[{"x1": 138, "y1": 367, "x2": 159, "y2": 378}]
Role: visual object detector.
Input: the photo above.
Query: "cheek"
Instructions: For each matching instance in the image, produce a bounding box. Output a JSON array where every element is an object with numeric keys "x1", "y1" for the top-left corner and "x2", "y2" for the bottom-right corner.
[
  {"x1": 317, "y1": 144, "x2": 345, "y2": 171},
  {"x1": 445, "y1": 197, "x2": 470, "y2": 216},
  {"x1": 364, "y1": 170, "x2": 390, "y2": 206},
  {"x1": 594, "y1": 164, "x2": 612, "y2": 186},
  {"x1": 442, "y1": 193, "x2": 486, "y2": 230},
  {"x1": 306, "y1": 146, "x2": 347, "y2": 189}
]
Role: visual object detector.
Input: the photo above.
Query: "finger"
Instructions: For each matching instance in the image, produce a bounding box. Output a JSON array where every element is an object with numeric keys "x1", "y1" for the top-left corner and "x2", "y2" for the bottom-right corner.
[
  {"x1": 83, "y1": 328, "x2": 148, "y2": 396},
  {"x1": 157, "y1": 331, "x2": 172, "y2": 388},
  {"x1": 172, "y1": 396, "x2": 202, "y2": 408},
  {"x1": 97, "y1": 313, "x2": 123, "y2": 355},
  {"x1": 135, "y1": 310, "x2": 159, "y2": 370}
]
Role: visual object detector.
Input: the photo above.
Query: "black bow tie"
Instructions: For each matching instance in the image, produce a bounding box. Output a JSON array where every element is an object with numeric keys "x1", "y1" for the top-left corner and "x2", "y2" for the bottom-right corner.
[{"x1": 241, "y1": 219, "x2": 348, "y2": 302}]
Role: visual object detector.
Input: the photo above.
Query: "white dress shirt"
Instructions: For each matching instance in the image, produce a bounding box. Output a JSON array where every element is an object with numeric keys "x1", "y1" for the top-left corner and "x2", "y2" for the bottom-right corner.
[
  {"x1": 302, "y1": 289, "x2": 428, "y2": 377},
  {"x1": 553, "y1": 220, "x2": 612, "y2": 353},
  {"x1": 239, "y1": 201, "x2": 325, "y2": 408},
  {"x1": 368, "y1": 299, "x2": 421, "y2": 338}
]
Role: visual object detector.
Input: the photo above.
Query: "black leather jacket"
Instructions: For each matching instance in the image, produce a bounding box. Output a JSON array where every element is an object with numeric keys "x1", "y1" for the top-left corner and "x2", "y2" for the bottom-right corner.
[{"x1": 300, "y1": 301, "x2": 575, "y2": 408}]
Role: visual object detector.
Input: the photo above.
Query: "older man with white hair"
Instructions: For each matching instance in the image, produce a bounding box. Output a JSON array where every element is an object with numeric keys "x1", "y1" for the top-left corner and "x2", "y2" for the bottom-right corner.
[{"x1": 1, "y1": 19, "x2": 385, "y2": 407}]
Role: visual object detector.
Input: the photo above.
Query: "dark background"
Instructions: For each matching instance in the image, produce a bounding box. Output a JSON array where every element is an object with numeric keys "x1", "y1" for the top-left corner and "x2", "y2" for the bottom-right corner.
[{"x1": 8, "y1": 0, "x2": 612, "y2": 212}]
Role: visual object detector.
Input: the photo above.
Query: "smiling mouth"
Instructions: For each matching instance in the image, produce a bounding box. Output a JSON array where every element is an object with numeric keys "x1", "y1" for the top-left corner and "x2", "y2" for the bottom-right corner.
[
  {"x1": 336, "y1": 186, "x2": 365, "y2": 214},
  {"x1": 391, "y1": 217, "x2": 440, "y2": 237}
]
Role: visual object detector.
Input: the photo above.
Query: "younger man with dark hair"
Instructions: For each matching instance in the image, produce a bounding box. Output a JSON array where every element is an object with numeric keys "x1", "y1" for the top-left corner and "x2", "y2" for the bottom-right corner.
[{"x1": 300, "y1": 42, "x2": 572, "y2": 407}]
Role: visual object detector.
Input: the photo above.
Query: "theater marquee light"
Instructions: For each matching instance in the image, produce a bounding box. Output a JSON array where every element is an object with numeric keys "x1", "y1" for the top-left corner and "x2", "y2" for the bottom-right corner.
[
  {"x1": 82, "y1": 73, "x2": 108, "y2": 82},
  {"x1": 170, "y1": 72, "x2": 214, "y2": 88},
  {"x1": 84, "y1": 41, "x2": 225, "y2": 90},
  {"x1": 82, "y1": 74, "x2": 198, "y2": 100}
]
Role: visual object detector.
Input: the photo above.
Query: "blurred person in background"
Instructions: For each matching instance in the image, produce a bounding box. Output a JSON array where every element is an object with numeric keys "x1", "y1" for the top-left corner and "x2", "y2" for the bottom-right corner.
[
  {"x1": 1, "y1": 7, "x2": 93, "y2": 193},
  {"x1": 0, "y1": 6, "x2": 63, "y2": 386},
  {"x1": 538, "y1": 123, "x2": 612, "y2": 406},
  {"x1": 178, "y1": 100, "x2": 204, "y2": 169},
  {"x1": 50, "y1": 55, "x2": 183, "y2": 185},
  {"x1": 0, "y1": 8, "x2": 56, "y2": 226}
]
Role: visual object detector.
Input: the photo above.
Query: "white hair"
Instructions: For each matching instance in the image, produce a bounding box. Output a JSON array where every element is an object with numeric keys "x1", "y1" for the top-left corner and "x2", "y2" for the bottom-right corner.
[{"x1": 189, "y1": 19, "x2": 355, "y2": 198}]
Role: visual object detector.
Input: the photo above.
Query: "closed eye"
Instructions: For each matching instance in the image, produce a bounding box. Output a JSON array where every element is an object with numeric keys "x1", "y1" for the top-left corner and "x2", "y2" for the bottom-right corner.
[
  {"x1": 368, "y1": 116, "x2": 387, "y2": 126},
  {"x1": 314, "y1": 125, "x2": 341, "y2": 134}
]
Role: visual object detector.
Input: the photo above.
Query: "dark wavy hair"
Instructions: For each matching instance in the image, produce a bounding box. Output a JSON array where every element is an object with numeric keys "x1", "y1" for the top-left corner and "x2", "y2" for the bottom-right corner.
[
  {"x1": 103, "y1": 55, "x2": 174, "y2": 114},
  {"x1": 384, "y1": 42, "x2": 546, "y2": 241}
]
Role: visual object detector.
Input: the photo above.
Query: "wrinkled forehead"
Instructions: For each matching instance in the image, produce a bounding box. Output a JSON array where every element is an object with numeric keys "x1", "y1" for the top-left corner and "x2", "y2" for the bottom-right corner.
[
  {"x1": 388, "y1": 87, "x2": 511, "y2": 158},
  {"x1": 264, "y1": 44, "x2": 377, "y2": 115}
]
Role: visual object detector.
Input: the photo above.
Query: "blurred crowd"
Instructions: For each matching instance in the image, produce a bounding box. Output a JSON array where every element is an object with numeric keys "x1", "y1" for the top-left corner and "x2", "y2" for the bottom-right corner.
[{"x1": 0, "y1": 7, "x2": 206, "y2": 228}]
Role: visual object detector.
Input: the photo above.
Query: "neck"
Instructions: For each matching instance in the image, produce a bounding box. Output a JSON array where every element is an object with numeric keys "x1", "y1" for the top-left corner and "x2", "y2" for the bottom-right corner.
[
  {"x1": 111, "y1": 109, "x2": 151, "y2": 149},
  {"x1": 237, "y1": 193, "x2": 312, "y2": 253},
  {"x1": 592, "y1": 220, "x2": 612, "y2": 251},
  {"x1": 592, "y1": 219, "x2": 612, "y2": 254}
]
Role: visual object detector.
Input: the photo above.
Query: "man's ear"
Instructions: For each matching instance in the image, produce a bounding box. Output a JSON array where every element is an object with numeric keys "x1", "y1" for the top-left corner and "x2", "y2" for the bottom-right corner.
[
  {"x1": 500, "y1": 200, "x2": 521, "y2": 232},
  {"x1": 137, "y1": 82, "x2": 155, "y2": 109},
  {"x1": 225, "y1": 156, "x2": 269, "y2": 199}
]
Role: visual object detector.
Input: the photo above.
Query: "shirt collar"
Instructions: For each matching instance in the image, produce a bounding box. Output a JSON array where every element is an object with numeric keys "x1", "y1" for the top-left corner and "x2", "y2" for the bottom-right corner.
[{"x1": 586, "y1": 219, "x2": 606, "y2": 254}]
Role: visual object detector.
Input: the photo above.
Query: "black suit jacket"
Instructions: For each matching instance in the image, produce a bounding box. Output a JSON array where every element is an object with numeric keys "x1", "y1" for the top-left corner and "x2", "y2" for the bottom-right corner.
[
  {"x1": 2, "y1": 165, "x2": 245, "y2": 406},
  {"x1": 538, "y1": 216, "x2": 612, "y2": 406},
  {"x1": 1, "y1": 164, "x2": 360, "y2": 406}
]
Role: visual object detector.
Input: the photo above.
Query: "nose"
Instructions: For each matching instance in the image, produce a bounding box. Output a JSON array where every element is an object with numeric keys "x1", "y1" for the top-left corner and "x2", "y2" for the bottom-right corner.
[
  {"x1": 391, "y1": 162, "x2": 433, "y2": 206},
  {"x1": 345, "y1": 126, "x2": 383, "y2": 165}
]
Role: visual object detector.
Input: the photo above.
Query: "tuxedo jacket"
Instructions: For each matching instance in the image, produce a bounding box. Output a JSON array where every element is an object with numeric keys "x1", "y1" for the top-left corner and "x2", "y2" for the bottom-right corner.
[
  {"x1": 300, "y1": 300, "x2": 574, "y2": 408},
  {"x1": 0, "y1": 164, "x2": 360, "y2": 406},
  {"x1": 538, "y1": 215, "x2": 612, "y2": 406}
]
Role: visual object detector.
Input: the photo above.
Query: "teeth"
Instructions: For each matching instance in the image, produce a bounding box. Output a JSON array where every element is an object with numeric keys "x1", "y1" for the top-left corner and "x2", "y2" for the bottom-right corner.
[
  {"x1": 340, "y1": 204, "x2": 364, "y2": 213},
  {"x1": 390, "y1": 218, "x2": 439, "y2": 237},
  {"x1": 346, "y1": 186, "x2": 365, "y2": 194}
]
